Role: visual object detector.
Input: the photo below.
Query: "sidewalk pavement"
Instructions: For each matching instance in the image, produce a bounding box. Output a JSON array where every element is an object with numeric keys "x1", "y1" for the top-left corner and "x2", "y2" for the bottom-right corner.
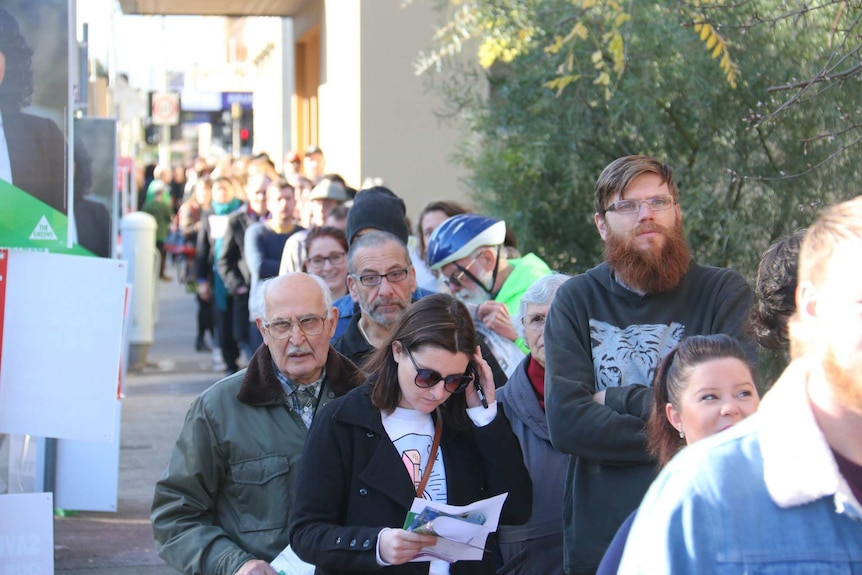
[{"x1": 54, "y1": 277, "x2": 228, "y2": 575}]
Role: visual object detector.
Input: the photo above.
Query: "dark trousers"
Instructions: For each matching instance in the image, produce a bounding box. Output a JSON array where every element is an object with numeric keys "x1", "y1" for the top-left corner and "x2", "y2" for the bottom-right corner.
[
  {"x1": 231, "y1": 293, "x2": 253, "y2": 359},
  {"x1": 215, "y1": 299, "x2": 240, "y2": 372},
  {"x1": 248, "y1": 322, "x2": 264, "y2": 356},
  {"x1": 197, "y1": 294, "x2": 214, "y2": 339}
]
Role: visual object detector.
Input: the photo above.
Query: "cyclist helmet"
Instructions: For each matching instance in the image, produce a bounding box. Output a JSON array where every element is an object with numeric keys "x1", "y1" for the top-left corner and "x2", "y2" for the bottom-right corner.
[{"x1": 425, "y1": 214, "x2": 507, "y2": 270}]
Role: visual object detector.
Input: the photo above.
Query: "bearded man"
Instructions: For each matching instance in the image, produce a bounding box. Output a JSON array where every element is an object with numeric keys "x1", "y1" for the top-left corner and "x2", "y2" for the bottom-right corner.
[
  {"x1": 426, "y1": 214, "x2": 552, "y2": 376},
  {"x1": 543, "y1": 155, "x2": 756, "y2": 575}
]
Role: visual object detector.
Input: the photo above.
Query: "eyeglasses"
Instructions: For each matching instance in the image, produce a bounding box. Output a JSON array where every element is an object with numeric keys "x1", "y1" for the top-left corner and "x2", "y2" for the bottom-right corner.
[
  {"x1": 521, "y1": 313, "x2": 546, "y2": 332},
  {"x1": 605, "y1": 195, "x2": 675, "y2": 215},
  {"x1": 352, "y1": 268, "x2": 410, "y2": 287},
  {"x1": 306, "y1": 252, "x2": 346, "y2": 269},
  {"x1": 263, "y1": 315, "x2": 327, "y2": 339},
  {"x1": 443, "y1": 257, "x2": 479, "y2": 290},
  {"x1": 402, "y1": 344, "x2": 474, "y2": 394}
]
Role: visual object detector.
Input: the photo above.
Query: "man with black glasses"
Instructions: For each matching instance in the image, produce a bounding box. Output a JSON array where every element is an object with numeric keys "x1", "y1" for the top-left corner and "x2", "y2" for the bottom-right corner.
[
  {"x1": 333, "y1": 230, "x2": 417, "y2": 367},
  {"x1": 426, "y1": 214, "x2": 552, "y2": 377},
  {"x1": 543, "y1": 155, "x2": 755, "y2": 575},
  {"x1": 152, "y1": 273, "x2": 360, "y2": 575}
]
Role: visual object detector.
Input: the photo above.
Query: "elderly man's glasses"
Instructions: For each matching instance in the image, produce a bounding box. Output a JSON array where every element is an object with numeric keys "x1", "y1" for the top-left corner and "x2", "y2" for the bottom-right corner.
[
  {"x1": 442, "y1": 257, "x2": 479, "y2": 290},
  {"x1": 352, "y1": 268, "x2": 410, "y2": 287},
  {"x1": 402, "y1": 344, "x2": 474, "y2": 393},
  {"x1": 605, "y1": 195, "x2": 675, "y2": 215},
  {"x1": 306, "y1": 252, "x2": 346, "y2": 269},
  {"x1": 263, "y1": 315, "x2": 327, "y2": 339},
  {"x1": 521, "y1": 313, "x2": 546, "y2": 332}
]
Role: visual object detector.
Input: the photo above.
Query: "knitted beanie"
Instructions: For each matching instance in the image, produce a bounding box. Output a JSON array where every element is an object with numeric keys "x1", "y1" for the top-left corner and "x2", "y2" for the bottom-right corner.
[{"x1": 346, "y1": 186, "x2": 410, "y2": 246}]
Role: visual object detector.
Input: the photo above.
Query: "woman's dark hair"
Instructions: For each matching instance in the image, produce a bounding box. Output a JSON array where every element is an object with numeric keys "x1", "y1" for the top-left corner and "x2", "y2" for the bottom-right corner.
[
  {"x1": 366, "y1": 294, "x2": 478, "y2": 430},
  {"x1": 302, "y1": 226, "x2": 348, "y2": 269},
  {"x1": 746, "y1": 230, "x2": 805, "y2": 351},
  {"x1": 416, "y1": 200, "x2": 471, "y2": 257},
  {"x1": 0, "y1": 8, "x2": 35, "y2": 113},
  {"x1": 646, "y1": 334, "x2": 755, "y2": 467}
]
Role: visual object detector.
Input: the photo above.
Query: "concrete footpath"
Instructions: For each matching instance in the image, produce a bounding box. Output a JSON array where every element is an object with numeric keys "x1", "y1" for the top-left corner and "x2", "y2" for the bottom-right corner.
[{"x1": 54, "y1": 278, "x2": 229, "y2": 574}]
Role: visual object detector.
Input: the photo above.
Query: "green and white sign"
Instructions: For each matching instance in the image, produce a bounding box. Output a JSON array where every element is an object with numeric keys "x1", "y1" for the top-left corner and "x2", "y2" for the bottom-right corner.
[{"x1": 0, "y1": 180, "x2": 89, "y2": 255}]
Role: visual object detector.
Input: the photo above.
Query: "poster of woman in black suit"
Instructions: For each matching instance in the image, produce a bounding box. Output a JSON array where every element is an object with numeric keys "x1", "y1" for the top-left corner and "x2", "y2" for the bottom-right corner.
[{"x1": 0, "y1": 5, "x2": 66, "y2": 215}]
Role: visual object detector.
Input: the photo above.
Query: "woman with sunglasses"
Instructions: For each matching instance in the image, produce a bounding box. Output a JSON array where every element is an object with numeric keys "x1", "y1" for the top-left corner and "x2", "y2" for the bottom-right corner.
[{"x1": 289, "y1": 293, "x2": 532, "y2": 574}]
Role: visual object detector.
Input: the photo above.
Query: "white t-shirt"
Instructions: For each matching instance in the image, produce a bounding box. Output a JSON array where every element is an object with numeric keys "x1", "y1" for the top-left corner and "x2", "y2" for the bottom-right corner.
[{"x1": 382, "y1": 408, "x2": 449, "y2": 575}]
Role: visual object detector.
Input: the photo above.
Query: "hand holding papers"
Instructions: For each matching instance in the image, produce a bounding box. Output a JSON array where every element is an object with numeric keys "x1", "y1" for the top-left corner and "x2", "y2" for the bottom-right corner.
[{"x1": 402, "y1": 492, "x2": 508, "y2": 563}]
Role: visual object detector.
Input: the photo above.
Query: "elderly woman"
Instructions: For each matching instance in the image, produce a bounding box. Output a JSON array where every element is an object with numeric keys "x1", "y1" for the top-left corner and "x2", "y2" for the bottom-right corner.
[
  {"x1": 289, "y1": 294, "x2": 532, "y2": 574},
  {"x1": 495, "y1": 273, "x2": 572, "y2": 575}
]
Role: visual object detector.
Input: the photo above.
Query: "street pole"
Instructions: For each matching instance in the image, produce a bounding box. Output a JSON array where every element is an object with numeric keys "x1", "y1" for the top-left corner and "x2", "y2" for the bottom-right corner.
[
  {"x1": 231, "y1": 101, "x2": 242, "y2": 158},
  {"x1": 159, "y1": 15, "x2": 171, "y2": 167}
]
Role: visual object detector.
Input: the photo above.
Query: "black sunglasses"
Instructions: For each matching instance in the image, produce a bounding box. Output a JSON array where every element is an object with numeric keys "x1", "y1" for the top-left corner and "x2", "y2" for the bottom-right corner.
[{"x1": 402, "y1": 344, "x2": 475, "y2": 394}]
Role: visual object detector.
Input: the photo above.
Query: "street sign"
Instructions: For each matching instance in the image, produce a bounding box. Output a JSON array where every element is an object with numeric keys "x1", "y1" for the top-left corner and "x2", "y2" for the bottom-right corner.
[{"x1": 150, "y1": 91, "x2": 180, "y2": 126}]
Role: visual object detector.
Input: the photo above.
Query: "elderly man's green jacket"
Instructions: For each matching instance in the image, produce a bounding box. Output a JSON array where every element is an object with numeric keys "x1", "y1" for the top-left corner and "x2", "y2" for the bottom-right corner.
[{"x1": 151, "y1": 345, "x2": 360, "y2": 575}]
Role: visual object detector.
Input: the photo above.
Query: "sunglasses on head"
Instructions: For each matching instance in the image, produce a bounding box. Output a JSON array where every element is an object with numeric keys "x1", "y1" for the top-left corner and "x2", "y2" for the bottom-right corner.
[{"x1": 402, "y1": 343, "x2": 475, "y2": 394}]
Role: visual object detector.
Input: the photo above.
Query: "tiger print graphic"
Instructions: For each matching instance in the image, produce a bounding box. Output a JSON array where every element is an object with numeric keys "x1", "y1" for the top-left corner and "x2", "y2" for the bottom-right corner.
[{"x1": 589, "y1": 320, "x2": 685, "y2": 390}]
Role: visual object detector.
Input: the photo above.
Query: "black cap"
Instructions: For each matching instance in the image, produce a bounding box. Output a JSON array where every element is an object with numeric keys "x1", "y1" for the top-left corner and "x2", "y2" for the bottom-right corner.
[{"x1": 346, "y1": 186, "x2": 410, "y2": 246}]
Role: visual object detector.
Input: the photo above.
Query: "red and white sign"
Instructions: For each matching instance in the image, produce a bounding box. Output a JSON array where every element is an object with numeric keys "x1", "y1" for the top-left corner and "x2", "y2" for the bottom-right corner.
[{"x1": 151, "y1": 91, "x2": 180, "y2": 126}]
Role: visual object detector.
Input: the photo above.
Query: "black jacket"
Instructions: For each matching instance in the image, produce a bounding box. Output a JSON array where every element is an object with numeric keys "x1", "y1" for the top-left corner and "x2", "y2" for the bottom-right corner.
[
  {"x1": 289, "y1": 383, "x2": 532, "y2": 574},
  {"x1": 217, "y1": 207, "x2": 258, "y2": 294}
]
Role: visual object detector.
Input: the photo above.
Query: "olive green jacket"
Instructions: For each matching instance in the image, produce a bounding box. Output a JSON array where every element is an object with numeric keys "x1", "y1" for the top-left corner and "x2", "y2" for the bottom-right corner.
[{"x1": 151, "y1": 345, "x2": 360, "y2": 575}]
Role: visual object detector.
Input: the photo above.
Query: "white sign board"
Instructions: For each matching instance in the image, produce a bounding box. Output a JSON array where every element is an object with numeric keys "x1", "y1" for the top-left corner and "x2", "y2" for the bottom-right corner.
[
  {"x1": 0, "y1": 492, "x2": 54, "y2": 574},
  {"x1": 0, "y1": 251, "x2": 127, "y2": 441},
  {"x1": 54, "y1": 400, "x2": 122, "y2": 511}
]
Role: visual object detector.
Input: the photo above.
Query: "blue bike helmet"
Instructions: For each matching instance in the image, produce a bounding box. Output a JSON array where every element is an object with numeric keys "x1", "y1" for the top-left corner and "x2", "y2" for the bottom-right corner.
[{"x1": 426, "y1": 214, "x2": 507, "y2": 270}]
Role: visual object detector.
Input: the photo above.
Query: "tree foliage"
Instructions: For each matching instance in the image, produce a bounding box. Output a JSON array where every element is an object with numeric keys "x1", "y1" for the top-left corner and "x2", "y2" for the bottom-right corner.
[{"x1": 419, "y1": 0, "x2": 862, "y2": 283}]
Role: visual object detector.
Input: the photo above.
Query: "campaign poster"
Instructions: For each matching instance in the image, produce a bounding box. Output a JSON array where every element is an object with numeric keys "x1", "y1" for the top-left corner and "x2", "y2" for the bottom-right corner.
[
  {"x1": 74, "y1": 117, "x2": 117, "y2": 258},
  {"x1": 0, "y1": 0, "x2": 75, "y2": 252}
]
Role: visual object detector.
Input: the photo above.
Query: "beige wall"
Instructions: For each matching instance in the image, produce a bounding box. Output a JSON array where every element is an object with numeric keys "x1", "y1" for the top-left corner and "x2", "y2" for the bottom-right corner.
[
  {"x1": 265, "y1": 0, "x2": 472, "y2": 224},
  {"x1": 357, "y1": 1, "x2": 468, "y2": 223},
  {"x1": 319, "y1": 0, "x2": 362, "y2": 187}
]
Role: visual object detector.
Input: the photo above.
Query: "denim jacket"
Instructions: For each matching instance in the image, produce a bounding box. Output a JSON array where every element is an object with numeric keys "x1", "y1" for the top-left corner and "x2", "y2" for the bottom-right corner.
[{"x1": 618, "y1": 359, "x2": 862, "y2": 574}]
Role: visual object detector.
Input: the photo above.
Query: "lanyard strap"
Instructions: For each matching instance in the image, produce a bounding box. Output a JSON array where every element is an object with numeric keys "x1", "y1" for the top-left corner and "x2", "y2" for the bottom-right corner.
[{"x1": 416, "y1": 409, "x2": 443, "y2": 497}]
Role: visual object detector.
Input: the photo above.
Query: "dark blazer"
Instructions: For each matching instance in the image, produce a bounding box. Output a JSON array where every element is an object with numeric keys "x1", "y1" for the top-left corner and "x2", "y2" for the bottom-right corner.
[
  {"x1": 217, "y1": 207, "x2": 257, "y2": 294},
  {"x1": 289, "y1": 383, "x2": 532, "y2": 575},
  {"x1": 4, "y1": 112, "x2": 66, "y2": 214}
]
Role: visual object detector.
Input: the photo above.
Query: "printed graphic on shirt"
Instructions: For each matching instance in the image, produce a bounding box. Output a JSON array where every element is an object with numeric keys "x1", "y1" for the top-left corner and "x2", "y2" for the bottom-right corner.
[
  {"x1": 393, "y1": 432, "x2": 447, "y2": 502},
  {"x1": 590, "y1": 320, "x2": 684, "y2": 390}
]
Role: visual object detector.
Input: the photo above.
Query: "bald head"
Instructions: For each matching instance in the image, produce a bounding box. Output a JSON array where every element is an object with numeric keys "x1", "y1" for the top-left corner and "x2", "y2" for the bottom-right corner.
[{"x1": 255, "y1": 273, "x2": 339, "y2": 385}]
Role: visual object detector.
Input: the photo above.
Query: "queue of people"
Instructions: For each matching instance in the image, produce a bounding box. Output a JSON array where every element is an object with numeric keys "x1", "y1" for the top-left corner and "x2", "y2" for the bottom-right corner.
[{"x1": 149, "y1": 152, "x2": 862, "y2": 575}]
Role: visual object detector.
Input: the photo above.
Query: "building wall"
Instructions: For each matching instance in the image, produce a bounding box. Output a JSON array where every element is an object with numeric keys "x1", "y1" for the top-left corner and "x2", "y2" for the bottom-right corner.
[
  {"x1": 246, "y1": 17, "x2": 292, "y2": 167},
  {"x1": 357, "y1": 0, "x2": 469, "y2": 222},
  {"x1": 319, "y1": 0, "x2": 361, "y2": 186}
]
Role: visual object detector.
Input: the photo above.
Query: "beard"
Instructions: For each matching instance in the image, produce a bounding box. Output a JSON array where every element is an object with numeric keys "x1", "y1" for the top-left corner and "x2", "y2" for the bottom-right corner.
[
  {"x1": 604, "y1": 220, "x2": 691, "y2": 294},
  {"x1": 361, "y1": 296, "x2": 409, "y2": 327},
  {"x1": 821, "y1": 343, "x2": 862, "y2": 416},
  {"x1": 453, "y1": 266, "x2": 494, "y2": 305}
]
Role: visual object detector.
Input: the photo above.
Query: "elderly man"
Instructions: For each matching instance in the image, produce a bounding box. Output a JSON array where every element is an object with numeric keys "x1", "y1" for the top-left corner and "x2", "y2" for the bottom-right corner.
[
  {"x1": 618, "y1": 196, "x2": 862, "y2": 573},
  {"x1": 543, "y1": 155, "x2": 755, "y2": 574},
  {"x1": 333, "y1": 230, "x2": 416, "y2": 366},
  {"x1": 426, "y1": 214, "x2": 552, "y2": 375},
  {"x1": 152, "y1": 273, "x2": 360, "y2": 575}
]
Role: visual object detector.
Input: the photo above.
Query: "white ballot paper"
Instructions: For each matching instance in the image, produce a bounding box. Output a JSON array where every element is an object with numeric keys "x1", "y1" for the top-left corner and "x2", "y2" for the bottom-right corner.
[
  {"x1": 270, "y1": 545, "x2": 315, "y2": 575},
  {"x1": 403, "y1": 492, "x2": 508, "y2": 563}
]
